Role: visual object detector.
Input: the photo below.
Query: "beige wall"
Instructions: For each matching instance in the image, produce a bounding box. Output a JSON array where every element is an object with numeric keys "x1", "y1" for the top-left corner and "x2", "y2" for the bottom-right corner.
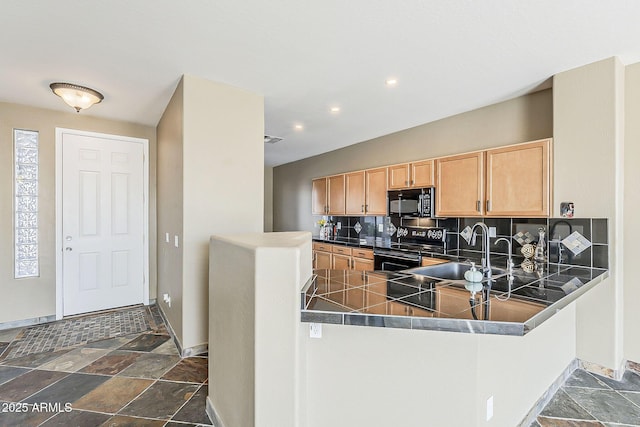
[
  {"x1": 624, "y1": 63, "x2": 640, "y2": 361},
  {"x1": 0, "y1": 102, "x2": 156, "y2": 324},
  {"x1": 157, "y1": 75, "x2": 264, "y2": 351},
  {"x1": 273, "y1": 89, "x2": 553, "y2": 232},
  {"x1": 156, "y1": 79, "x2": 185, "y2": 341},
  {"x1": 264, "y1": 167, "x2": 273, "y2": 232},
  {"x1": 553, "y1": 57, "x2": 624, "y2": 370}
]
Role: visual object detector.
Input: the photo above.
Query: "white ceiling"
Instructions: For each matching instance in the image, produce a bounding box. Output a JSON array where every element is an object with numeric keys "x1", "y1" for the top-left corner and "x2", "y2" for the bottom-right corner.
[{"x1": 1, "y1": 1, "x2": 639, "y2": 167}]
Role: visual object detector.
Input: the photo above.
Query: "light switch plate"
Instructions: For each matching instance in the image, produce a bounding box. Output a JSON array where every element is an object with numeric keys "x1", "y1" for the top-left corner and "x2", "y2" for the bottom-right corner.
[
  {"x1": 489, "y1": 227, "x2": 497, "y2": 238},
  {"x1": 174, "y1": 235, "x2": 179, "y2": 248},
  {"x1": 486, "y1": 396, "x2": 494, "y2": 421},
  {"x1": 378, "y1": 223, "x2": 384, "y2": 233},
  {"x1": 336, "y1": 222, "x2": 341, "y2": 230},
  {"x1": 165, "y1": 233, "x2": 170, "y2": 243}
]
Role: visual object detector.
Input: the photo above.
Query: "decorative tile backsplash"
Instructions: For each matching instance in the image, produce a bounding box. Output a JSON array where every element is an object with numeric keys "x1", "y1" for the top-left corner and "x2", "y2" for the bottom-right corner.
[{"x1": 314, "y1": 214, "x2": 608, "y2": 270}]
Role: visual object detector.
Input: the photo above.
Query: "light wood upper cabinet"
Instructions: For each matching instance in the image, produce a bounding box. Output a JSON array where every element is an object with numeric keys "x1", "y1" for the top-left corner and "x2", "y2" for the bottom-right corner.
[
  {"x1": 485, "y1": 139, "x2": 551, "y2": 217},
  {"x1": 365, "y1": 167, "x2": 387, "y2": 215},
  {"x1": 311, "y1": 178, "x2": 327, "y2": 215},
  {"x1": 388, "y1": 164, "x2": 410, "y2": 189},
  {"x1": 327, "y1": 174, "x2": 346, "y2": 215},
  {"x1": 388, "y1": 160, "x2": 434, "y2": 189},
  {"x1": 345, "y1": 171, "x2": 366, "y2": 215},
  {"x1": 410, "y1": 160, "x2": 434, "y2": 187},
  {"x1": 435, "y1": 152, "x2": 485, "y2": 217}
]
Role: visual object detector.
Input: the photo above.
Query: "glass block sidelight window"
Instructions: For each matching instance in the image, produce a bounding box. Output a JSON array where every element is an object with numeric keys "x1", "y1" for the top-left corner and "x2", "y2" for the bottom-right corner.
[{"x1": 14, "y1": 129, "x2": 39, "y2": 278}]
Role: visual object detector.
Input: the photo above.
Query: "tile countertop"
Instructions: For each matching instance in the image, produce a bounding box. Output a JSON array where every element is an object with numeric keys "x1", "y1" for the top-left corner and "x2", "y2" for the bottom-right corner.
[{"x1": 300, "y1": 266, "x2": 609, "y2": 336}]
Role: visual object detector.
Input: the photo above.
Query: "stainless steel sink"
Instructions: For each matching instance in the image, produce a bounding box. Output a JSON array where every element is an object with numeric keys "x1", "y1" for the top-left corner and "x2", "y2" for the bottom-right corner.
[{"x1": 404, "y1": 262, "x2": 507, "y2": 281}]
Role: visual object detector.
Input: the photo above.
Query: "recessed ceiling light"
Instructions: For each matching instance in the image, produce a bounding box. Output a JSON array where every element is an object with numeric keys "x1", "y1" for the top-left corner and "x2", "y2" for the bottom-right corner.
[
  {"x1": 330, "y1": 107, "x2": 340, "y2": 113},
  {"x1": 294, "y1": 124, "x2": 304, "y2": 130},
  {"x1": 385, "y1": 78, "x2": 398, "y2": 86}
]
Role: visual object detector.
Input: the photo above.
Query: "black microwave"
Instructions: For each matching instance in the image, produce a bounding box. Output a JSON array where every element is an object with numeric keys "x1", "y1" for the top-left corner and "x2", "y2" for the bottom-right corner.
[{"x1": 387, "y1": 188, "x2": 435, "y2": 218}]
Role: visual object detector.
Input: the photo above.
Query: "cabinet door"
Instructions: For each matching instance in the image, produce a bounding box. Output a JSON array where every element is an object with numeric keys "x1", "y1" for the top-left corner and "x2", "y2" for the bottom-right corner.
[
  {"x1": 485, "y1": 139, "x2": 551, "y2": 217},
  {"x1": 410, "y1": 160, "x2": 434, "y2": 187},
  {"x1": 436, "y1": 285, "x2": 483, "y2": 320},
  {"x1": 365, "y1": 167, "x2": 387, "y2": 215},
  {"x1": 312, "y1": 178, "x2": 327, "y2": 215},
  {"x1": 332, "y1": 253, "x2": 351, "y2": 270},
  {"x1": 313, "y1": 251, "x2": 332, "y2": 269},
  {"x1": 435, "y1": 152, "x2": 484, "y2": 217},
  {"x1": 327, "y1": 175, "x2": 346, "y2": 215},
  {"x1": 388, "y1": 301, "x2": 410, "y2": 316},
  {"x1": 345, "y1": 171, "x2": 366, "y2": 215},
  {"x1": 352, "y1": 258, "x2": 374, "y2": 271},
  {"x1": 387, "y1": 164, "x2": 410, "y2": 189}
]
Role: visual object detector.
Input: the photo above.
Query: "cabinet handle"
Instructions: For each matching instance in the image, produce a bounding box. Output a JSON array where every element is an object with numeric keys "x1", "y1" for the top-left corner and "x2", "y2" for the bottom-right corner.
[
  {"x1": 476, "y1": 200, "x2": 481, "y2": 212},
  {"x1": 361, "y1": 204, "x2": 364, "y2": 212},
  {"x1": 410, "y1": 180, "x2": 414, "y2": 186},
  {"x1": 405, "y1": 180, "x2": 409, "y2": 186},
  {"x1": 365, "y1": 204, "x2": 368, "y2": 212},
  {"x1": 486, "y1": 200, "x2": 491, "y2": 212}
]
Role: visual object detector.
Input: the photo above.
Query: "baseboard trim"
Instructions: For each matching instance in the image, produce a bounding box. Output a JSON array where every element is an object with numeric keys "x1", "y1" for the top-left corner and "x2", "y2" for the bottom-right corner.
[
  {"x1": 517, "y1": 358, "x2": 579, "y2": 427},
  {"x1": 206, "y1": 395, "x2": 225, "y2": 427},
  {"x1": 156, "y1": 304, "x2": 208, "y2": 358},
  {"x1": 580, "y1": 358, "x2": 625, "y2": 381},
  {"x1": 0, "y1": 315, "x2": 56, "y2": 331}
]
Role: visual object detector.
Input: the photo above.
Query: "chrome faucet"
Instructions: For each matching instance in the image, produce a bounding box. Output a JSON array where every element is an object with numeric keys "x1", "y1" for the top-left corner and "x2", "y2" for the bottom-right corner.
[
  {"x1": 470, "y1": 222, "x2": 492, "y2": 280},
  {"x1": 495, "y1": 237, "x2": 515, "y2": 277}
]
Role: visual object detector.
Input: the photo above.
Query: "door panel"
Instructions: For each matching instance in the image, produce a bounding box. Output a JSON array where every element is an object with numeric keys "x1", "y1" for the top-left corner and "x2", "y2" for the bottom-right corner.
[{"x1": 62, "y1": 133, "x2": 144, "y2": 316}]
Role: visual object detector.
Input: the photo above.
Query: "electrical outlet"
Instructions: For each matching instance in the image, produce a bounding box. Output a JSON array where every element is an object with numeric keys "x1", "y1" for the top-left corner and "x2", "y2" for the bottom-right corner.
[
  {"x1": 378, "y1": 223, "x2": 384, "y2": 232},
  {"x1": 165, "y1": 233, "x2": 170, "y2": 243},
  {"x1": 309, "y1": 323, "x2": 322, "y2": 338},
  {"x1": 336, "y1": 222, "x2": 341, "y2": 230},
  {"x1": 174, "y1": 235, "x2": 179, "y2": 248},
  {"x1": 489, "y1": 227, "x2": 497, "y2": 238},
  {"x1": 486, "y1": 396, "x2": 494, "y2": 421},
  {"x1": 162, "y1": 293, "x2": 172, "y2": 308}
]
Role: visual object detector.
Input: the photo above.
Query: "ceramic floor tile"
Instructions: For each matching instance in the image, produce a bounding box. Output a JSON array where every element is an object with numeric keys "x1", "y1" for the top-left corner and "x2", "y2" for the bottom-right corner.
[
  {"x1": 171, "y1": 385, "x2": 212, "y2": 425},
  {"x1": 537, "y1": 417, "x2": 606, "y2": 427},
  {"x1": 37, "y1": 347, "x2": 110, "y2": 372},
  {"x1": 117, "y1": 334, "x2": 170, "y2": 352},
  {"x1": 119, "y1": 380, "x2": 198, "y2": 420},
  {"x1": 73, "y1": 376, "x2": 153, "y2": 413},
  {"x1": 83, "y1": 335, "x2": 138, "y2": 350},
  {"x1": 0, "y1": 369, "x2": 68, "y2": 402},
  {"x1": 593, "y1": 371, "x2": 640, "y2": 393},
  {"x1": 79, "y1": 350, "x2": 143, "y2": 375},
  {"x1": 151, "y1": 339, "x2": 179, "y2": 356},
  {"x1": 0, "y1": 349, "x2": 72, "y2": 369},
  {"x1": 38, "y1": 409, "x2": 112, "y2": 427},
  {"x1": 565, "y1": 369, "x2": 611, "y2": 389},
  {"x1": 619, "y1": 391, "x2": 640, "y2": 408},
  {"x1": 540, "y1": 389, "x2": 596, "y2": 420},
  {"x1": 23, "y1": 372, "x2": 109, "y2": 406},
  {"x1": 0, "y1": 328, "x2": 22, "y2": 343},
  {"x1": 0, "y1": 407, "x2": 56, "y2": 427},
  {"x1": 564, "y1": 387, "x2": 640, "y2": 425},
  {"x1": 0, "y1": 366, "x2": 29, "y2": 386},
  {"x1": 161, "y1": 357, "x2": 207, "y2": 383},
  {"x1": 117, "y1": 353, "x2": 180, "y2": 379},
  {"x1": 99, "y1": 415, "x2": 166, "y2": 426}
]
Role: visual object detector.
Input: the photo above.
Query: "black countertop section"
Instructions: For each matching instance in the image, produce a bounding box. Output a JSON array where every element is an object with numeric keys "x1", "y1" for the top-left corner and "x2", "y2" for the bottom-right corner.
[{"x1": 301, "y1": 265, "x2": 609, "y2": 336}]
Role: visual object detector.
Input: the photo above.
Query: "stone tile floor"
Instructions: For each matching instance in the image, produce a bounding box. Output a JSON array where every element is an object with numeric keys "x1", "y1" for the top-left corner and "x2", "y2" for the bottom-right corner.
[
  {"x1": 0, "y1": 306, "x2": 211, "y2": 427},
  {"x1": 531, "y1": 368, "x2": 640, "y2": 426}
]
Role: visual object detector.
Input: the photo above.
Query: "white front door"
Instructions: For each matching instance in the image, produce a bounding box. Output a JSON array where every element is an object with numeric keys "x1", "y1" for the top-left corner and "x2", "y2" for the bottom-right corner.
[{"x1": 61, "y1": 132, "x2": 145, "y2": 316}]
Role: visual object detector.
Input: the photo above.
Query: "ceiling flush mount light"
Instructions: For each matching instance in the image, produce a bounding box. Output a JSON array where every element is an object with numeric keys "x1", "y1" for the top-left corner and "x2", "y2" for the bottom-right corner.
[
  {"x1": 330, "y1": 106, "x2": 341, "y2": 113},
  {"x1": 294, "y1": 124, "x2": 304, "y2": 130},
  {"x1": 49, "y1": 82, "x2": 104, "y2": 112},
  {"x1": 385, "y1": 78, "x2": 398, "y2": 86}
]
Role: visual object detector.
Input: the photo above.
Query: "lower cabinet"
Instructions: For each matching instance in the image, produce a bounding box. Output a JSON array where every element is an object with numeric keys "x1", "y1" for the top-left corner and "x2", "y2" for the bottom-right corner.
[{"x1": 312, "y1": 243, "x2": 374, "y2": 272}]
